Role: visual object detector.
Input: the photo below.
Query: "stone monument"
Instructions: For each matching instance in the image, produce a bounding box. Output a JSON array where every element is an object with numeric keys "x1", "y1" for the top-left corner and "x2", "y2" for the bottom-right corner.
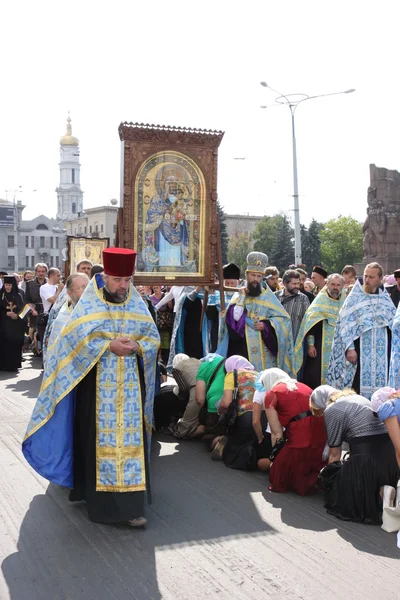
[{"x1": 356, "y1": 164, "x2": 400, "y2": 275}]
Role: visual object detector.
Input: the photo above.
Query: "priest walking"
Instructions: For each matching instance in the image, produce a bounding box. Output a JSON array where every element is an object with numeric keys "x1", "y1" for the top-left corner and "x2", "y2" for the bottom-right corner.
[{"x1": 23, "y1": 248, "x2": 160, "y2": 527}]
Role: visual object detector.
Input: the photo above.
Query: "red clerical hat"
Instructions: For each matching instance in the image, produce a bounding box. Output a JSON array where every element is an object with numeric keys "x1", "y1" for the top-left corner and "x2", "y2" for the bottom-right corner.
[{"x1": 102, "y1": 248, "x2": 137, "y2": 276}]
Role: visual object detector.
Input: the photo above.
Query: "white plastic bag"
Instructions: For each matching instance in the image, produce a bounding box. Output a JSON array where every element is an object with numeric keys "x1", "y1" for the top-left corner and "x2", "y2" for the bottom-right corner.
[{"x1": 382, "y1": 480, "x2": 400, "y2": 533}]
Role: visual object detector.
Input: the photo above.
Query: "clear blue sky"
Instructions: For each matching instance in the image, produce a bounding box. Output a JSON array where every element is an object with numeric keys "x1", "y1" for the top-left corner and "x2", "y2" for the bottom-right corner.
[{"x1": 1, "y1": 0, "x2": 399, "y2": 227}]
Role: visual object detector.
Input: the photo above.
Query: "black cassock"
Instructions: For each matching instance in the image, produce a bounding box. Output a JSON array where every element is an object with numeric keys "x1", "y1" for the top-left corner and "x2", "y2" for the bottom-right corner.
[{"x1": 0, "y1": 293, "x2": 26, "y2": 372}]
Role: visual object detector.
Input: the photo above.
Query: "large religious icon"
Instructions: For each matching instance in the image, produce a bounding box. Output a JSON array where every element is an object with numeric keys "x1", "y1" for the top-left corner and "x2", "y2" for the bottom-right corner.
[
  {"x1": 136, "y1": 151, "x2": 204, "y2": 275},
  {"x1": 118, "y1": 123, "x2": 224, "y2": 286},
  {"x1": 67, "y1": 236, "x2": 109, "y2": 273}
]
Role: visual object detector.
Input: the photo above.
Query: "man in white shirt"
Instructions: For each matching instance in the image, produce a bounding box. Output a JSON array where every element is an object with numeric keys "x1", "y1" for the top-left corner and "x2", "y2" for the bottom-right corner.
[{"x1": 40, "y1": 268, "x2": 64, "y2": 314}]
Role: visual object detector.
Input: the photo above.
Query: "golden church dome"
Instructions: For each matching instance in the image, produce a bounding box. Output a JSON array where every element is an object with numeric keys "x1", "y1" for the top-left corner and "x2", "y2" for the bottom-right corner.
[{"x1": 60, "y1": 115, "x2": 79, "y2": 146}]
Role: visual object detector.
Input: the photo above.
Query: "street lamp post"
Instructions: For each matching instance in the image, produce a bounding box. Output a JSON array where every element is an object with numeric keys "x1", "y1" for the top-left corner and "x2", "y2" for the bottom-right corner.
[{"x1": 260, "y1": 82, "x2": 355, "y2": 265}]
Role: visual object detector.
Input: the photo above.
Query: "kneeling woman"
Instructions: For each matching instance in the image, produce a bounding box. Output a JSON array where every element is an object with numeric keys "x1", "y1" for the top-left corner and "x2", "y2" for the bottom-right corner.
[
  {"x1": 217, "y1": 355, "x2": 270, "y2": 469},
  {"x1": 254, "y1": 368, "x2": 326, "y2": 495},
  {"x1": 311, "y1": 386, "x2": 400, "y2": 524}
]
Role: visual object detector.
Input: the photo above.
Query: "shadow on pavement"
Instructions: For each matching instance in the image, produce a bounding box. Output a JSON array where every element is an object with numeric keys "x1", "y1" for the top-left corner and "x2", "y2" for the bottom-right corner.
[
  {"x1": 1, "y1": 436, "x2": 276, "y2": 600},
  {"x1": 265, "y1": 485, "x2": 400, "y2": 559},
  {"x1": 5, "y1": 374, "x2": 43, "y2": 399}
]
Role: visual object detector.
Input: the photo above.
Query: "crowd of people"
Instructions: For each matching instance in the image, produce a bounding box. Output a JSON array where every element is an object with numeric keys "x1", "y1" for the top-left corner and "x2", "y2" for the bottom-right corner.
[{"x1": 1, "y1": 248, "x2": 400, "y2": 532}]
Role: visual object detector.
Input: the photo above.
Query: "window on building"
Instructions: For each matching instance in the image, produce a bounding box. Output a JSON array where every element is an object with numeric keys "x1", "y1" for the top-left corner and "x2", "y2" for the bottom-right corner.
[
  {"x1": 84, "y1": 226, "x2": 87, "y2": 234},
  {"x1": 72, "y1": 168, "x2": 75, "y2": 183},
  {"x1": 40, "y1": 236, "x2": 45, "y2": 247},
  {"x1": 113, "y1": 224, "x2": 117, "y2": 233},
  {"x1": 95, "y1": 224, "x2": 98, "y2": 233},
  {"x1": 25, "y1": 236, "x2": 29, "y2": 248},
  {"x1": 8, "y1": 256, "x2": 15, "y2": 270},
  {"x1": 56, "y1": 237, "x2": 59, "y2": 249},
  {"x1": 90, "y1": 225, "x2": 92, "y2": 234},
  {"x1": 7, "y1": 235, "x2": 14, "y2": 248},
  {"x1": 31, "y1": 236, "x2": 34, "y2": 248},
  {"x1": 37, "y1": 223, "x2": 48, "y2": 230},
  {"x1": 50, "y1": 237, "x2": 54, "y2": 248},
  {"x1": 56, "y1": 256, "x2": 59, "y2": 268},
  {"x1": 101, "y1": 224, "x2": 104, "y2": 233},
  {"x1": 74, "y1": 228, "x2": 77, "y2": 234},
  {"x1": 26, "y1": 256, "x2": 30, "y2": 268},
  {"x1": 50, "y1": 256, "x2": 54, "y2": 267},
  {"x1": 72, "y1": 202, "x2": 77, "y2": 214},
  {"x1": 31, "y1": 256, "x2": 35, "y2": 268}
]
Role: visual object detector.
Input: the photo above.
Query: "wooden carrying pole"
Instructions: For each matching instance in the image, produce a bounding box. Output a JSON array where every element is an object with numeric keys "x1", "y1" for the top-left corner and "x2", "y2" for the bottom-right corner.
[
  {"x1": 199, "y1": 217, "x2": 225, "y2": 331},
  {"x1": 115, "y1": 207, "x2": 124, "y2": 247}
]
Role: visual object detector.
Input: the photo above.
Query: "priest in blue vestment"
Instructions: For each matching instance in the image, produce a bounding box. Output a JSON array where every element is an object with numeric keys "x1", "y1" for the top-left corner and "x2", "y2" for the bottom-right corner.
[
  {"x1": 23, "y1": 248, "x2": 160, "y2": 527},
  {"x1": 327, "y1": 262, "x2": 396, "y2": 399}
]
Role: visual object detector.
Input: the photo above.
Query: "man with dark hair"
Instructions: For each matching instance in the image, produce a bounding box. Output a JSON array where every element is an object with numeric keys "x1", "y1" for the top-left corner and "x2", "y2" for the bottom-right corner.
[
  {"x1": 311, "y1": 266, "x2": 327, "y2": 294},
  {"x1": 218, "y1": 252, "x2": 295, "y2": 374},
  {"x1": 328, "y1": 262, "x2": 396, "y2": 398},
  {"x1": 90, "y1": 263, "x2": 104, "y2": 278},
  {"x1": 275, "y1": 270, "x2": 309, "y2": 341},
  {"x1": 295, "y1": 267, "x2": 315, "y2": 304},
  {"x1": 387, "y1": 268, "x2": 400, "y2": 308},
  {"x1": 264, "y1": 266, "x2": 279, "y2": 292}
]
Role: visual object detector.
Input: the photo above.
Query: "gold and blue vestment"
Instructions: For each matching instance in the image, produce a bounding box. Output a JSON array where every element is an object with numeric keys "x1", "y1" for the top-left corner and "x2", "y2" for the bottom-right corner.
[
  {"x1": 294, "y1": 286, "x2": 345, "y2": 382},
  {"x1": 217, "y1": 286, "x2": 295, "y2": 376},
  {"x1": 22, "y1": 274, "x2": 160, "y2": 492}
]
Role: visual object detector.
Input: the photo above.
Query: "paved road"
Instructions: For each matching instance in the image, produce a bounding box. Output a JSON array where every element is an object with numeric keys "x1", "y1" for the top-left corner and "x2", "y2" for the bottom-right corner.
[{"x1": 0, "y1": 355, "x2": 398, "y2": 600}]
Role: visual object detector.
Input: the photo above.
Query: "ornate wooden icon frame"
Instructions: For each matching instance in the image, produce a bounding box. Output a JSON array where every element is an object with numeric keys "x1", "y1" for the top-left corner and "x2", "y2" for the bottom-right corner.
[
  {"x1": 118, "y1": 122, "x2": 224, "y2": 286},
  {"x1": 67, "y1": 235, "x2": 110, "y2": 274}
]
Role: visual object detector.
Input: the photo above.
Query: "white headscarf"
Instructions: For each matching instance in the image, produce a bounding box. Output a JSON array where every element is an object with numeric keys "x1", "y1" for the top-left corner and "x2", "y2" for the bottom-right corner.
[
  {"x1": 371, "y1": 387, "x2": 397, "y2": 412},
  {"x1": 172, "y1": 353, "x2": 190, "y2": 368},
  {"x1": 259, "y1": 368, "x2": 298, "y2": 392},
  {"x1": 310, "y1": 385, "x2": 337, "y2": 413}
]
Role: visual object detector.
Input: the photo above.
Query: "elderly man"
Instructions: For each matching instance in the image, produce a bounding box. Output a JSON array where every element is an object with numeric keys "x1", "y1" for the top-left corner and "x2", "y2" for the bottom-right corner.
[
  {"x1": 217, "y1": 252, "x2": 294, "y2": 375},
  {"x1": 275, "y1": 269, "x2": 309, "y2": 341},
  {"x1": 327, "y1": 262, "x2": 396, "y2": 399},
  {"x1": 23, "y1": 248, "x2": 160, "y2": 527},
  {"x1": 43, "y1": 260, "x2": 96, "y2": 360},
  {"x1": 311, "y1": 266, "x2": 327, "y2": 294},
  {"x1": 45, "y1": 273, "x2": 90, "y2": 365},
  {"x1": 295, "y1": 274, "x2": 345, "y2": 389}
]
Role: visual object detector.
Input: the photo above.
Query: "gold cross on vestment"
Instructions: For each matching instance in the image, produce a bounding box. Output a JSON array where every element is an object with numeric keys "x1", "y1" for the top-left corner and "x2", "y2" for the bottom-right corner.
[
  {"x1": 125, "y1": 380, "x2": 138, "y2": 394},
  {"x1": 101, "y1": 377, "x2": 115, "y2": 394}
]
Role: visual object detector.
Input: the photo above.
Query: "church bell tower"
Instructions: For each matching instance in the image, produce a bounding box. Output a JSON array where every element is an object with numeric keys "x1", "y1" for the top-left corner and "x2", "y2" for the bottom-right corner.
[{"x1": 56, "y1": 115, "x2": 84, "y2": 221}]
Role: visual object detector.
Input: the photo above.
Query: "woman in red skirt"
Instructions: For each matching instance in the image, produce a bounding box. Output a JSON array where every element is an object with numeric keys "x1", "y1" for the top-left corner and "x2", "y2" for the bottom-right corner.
[{"x1": 256, "y1": 368, "x2": 326, "y2": 496}]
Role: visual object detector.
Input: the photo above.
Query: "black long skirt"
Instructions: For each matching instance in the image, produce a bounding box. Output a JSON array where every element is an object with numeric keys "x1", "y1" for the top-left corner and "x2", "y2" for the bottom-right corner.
[
  {"x1": 69, "y1": 365, "x2": 146, "y2": 523},
  {"x1": 325, "y1": 434, "x2": 400, "y2": 524}
]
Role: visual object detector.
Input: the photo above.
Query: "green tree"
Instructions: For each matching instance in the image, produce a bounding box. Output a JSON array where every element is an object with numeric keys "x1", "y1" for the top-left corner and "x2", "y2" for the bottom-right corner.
[
  {"x1": 301, "y1": 218, "x2": 324, "y2": 272},
  {"x1": 228, "y1": 232, "x2": 251, "y2": 277},
  {"x1": 320, "y1": 216, "x2": 363, "y2": 274},
  {"x1": 270, "y1": 215, "x2": 295, "y2": 272},
  {"x1": 252, "y1": 214, "x2": 294, "y2": 273},
  {"x1": 217, "y1": 200, "x2": 229, "y2": 264}
]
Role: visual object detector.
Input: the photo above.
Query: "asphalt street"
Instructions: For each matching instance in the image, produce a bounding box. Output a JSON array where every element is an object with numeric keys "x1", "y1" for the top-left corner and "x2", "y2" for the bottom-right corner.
[{"x1": 0, "y1": 355, "x2": 398, "y2": 600}]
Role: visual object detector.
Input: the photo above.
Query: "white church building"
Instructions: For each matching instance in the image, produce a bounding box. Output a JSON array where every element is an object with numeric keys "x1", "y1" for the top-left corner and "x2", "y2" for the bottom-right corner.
[{"x1": 0, "y1": 116, "x2": 118, "y2": 273}]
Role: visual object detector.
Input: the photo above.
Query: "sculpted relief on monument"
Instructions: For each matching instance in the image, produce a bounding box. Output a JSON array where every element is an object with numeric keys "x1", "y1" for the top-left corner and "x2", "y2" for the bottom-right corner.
[{"x1": 362, "y1": 164, "x2": 400, "y2": 271}]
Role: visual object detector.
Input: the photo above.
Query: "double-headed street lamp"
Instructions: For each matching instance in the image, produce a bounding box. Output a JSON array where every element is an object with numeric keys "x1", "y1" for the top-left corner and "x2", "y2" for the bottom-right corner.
[{"x1": 260, "y1": 82, "x2": 355, "y2": 265}]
